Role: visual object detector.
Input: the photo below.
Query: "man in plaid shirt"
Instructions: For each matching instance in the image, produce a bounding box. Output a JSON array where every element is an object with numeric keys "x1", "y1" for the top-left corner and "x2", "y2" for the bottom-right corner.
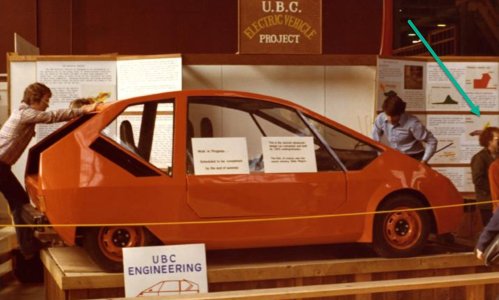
[{"x1": 0, "y1": 82, "x2": 98, "y2": 264}]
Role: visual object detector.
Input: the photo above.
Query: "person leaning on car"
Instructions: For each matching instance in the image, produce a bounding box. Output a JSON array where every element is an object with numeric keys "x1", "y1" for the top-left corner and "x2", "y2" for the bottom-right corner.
[
  {"x1": 372, "y1": 94, "x2": 438, "y2": 164},
  {"x1": 471, "y1": 127, "x2": 499, "y2": 225},
  {"x1": 0, "y1": 82, "x2": 99, "y2": 261}
]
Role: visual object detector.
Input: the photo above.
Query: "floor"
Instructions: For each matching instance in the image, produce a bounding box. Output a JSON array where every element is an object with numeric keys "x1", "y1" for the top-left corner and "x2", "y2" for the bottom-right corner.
[
  {"x1": 0, "y1": 221, "x2": 44, "y2": 300},
  {"x1": 0, "y1": 279, "x2": 44, "y2": 300}
]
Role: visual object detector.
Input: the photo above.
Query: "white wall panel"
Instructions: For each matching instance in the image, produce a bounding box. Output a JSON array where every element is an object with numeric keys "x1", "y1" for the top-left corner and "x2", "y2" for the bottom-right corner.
[
  {"x1": 182, "y1": 64, "x2": 376, "y2": 135},
  {"x1": 325, "y1": 66, "x2": 376, "y2": 136},
  {"x1": 182, "y1": 65, "x2": 223, "y2": 90},
  {"x1": 221, "y1": 65, "x2": 326, "y2": 115}
]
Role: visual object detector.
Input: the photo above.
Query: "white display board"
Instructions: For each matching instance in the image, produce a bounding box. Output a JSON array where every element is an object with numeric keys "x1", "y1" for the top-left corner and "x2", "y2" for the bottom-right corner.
[
  {"x1": 427, "y1": 62, "x2": 498, "y2": 112},
  {"x1": 35, "y1": 60, "x2": 117, "y2": 140},
  {"x1": 183, "y1": 65, "x2": 377, "y2": 137},
  {"x1": 377, "y1": 57, "x2": 499, "y2": 193},
  {"x1": 0, "y1": 81, "x2": 7, "y2": 125},
  {"x1": 8, "y1": 53, "x2": 182, "y2": 184},
  {"x1": 377, "y1": 58, "x2": 499, "y2": 112},
  {"x1": 117, "y1": 56, "x2": 182, "y2": 99},
  {"x1": 433, "y1": 167, "x2": 474, "y2": 193},
  {"x1": 427, "y1": 114, "x2": 499, "y2": 164}
]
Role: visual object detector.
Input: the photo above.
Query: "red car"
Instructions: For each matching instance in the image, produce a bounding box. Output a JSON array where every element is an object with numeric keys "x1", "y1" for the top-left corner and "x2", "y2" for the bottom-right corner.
[{"x1": 23, "y1": 90, "x2": 463, "y2": 272}]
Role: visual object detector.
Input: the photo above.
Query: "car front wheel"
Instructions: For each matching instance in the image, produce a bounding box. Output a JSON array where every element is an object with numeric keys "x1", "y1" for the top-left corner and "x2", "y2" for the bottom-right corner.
[
  {"x1": 372, "y1": 195, "x2": 431, "y2": 258},
  {"x1": 82, "y1": 226, "x2": 147, "y2": 272}
]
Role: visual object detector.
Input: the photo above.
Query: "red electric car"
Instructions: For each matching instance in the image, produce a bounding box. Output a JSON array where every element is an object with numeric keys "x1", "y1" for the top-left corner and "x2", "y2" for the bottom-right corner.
[{"x1": 23, "y1": 90, "x2": 463, "y2": 272}]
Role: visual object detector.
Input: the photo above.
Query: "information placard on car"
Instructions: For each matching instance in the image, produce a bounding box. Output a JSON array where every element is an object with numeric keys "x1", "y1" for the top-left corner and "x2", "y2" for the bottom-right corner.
[
  {"x1": 192, "y1": 137, "x2": 250, "y2": 175},
  {"x1": 262, "y1": 136, "x2": 317, "y2": 173}
]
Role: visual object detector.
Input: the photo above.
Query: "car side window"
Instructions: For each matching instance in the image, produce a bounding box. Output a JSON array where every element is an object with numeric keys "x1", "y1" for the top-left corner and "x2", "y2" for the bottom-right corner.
[
  {"x1": 306, "y1": 117, "x2": 379, "y2": 170},
  {"x1": 187, "y1": 96, "x2": 341, "y2": 174},
  {"x1": 101, "y1": 100, "x2": 174, "y2": 175}
]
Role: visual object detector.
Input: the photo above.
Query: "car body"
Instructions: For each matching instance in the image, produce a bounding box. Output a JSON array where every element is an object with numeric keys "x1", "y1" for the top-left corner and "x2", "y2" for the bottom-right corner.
[{"x1": 24, "y1": 90, "x2": 463, "y2": 271}]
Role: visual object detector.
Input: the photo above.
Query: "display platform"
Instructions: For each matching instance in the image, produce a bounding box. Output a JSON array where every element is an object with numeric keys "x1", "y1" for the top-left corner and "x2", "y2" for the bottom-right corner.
[{"x1": 41, "y1": 243, "x2": 499, "y2": 300}]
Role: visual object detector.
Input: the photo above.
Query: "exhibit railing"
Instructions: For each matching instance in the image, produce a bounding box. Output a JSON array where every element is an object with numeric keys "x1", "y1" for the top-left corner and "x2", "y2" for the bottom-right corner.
[{"x1": 393, "y1": 25, "x2": 457, "y2": 56}]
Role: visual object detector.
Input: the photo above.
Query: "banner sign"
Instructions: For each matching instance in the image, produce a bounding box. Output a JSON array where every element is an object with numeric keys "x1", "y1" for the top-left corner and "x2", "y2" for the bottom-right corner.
[
  {"x1": 239, "y1": 0, "x2": 322, "y2": 54},
  {"x1": 123, "y1": 244, "x2": 208, "y2": 297}
]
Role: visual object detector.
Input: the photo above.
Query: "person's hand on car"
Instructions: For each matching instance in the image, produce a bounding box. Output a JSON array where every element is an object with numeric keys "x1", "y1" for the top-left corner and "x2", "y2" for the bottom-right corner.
[{"x1": 81, "y1": 102, "x2": 101, "y2": 113}]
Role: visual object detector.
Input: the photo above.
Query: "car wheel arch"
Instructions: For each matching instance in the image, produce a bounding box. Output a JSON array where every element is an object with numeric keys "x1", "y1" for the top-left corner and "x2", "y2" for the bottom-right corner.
[
  {"x1": 356, "y1": 188, "x2": 437, "y2": 243},
  {"x1": 375, "y1": 189, "x2": 437, "y2": 234},
  {"x1": 75, "y1": 226, "x2": 161, "y2": 247}
]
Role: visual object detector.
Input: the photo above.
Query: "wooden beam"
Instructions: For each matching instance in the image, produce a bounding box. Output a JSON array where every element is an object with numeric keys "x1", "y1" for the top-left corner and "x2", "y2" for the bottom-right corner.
[
  {"x1": 103, "y1": 272, "x2": 499, "y2": 300},
  {"x1": 182, "y1": 54, "x2": 377, "y2": 66},
  {"x1": 42, "y1": 247, "x2": 486, "y2": 290}
]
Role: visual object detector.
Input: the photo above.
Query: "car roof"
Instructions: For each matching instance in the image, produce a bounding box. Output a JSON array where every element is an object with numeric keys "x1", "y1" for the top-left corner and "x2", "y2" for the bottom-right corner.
[{"x1": 104, "y1": 89, "x2": 379, "y2": 144}]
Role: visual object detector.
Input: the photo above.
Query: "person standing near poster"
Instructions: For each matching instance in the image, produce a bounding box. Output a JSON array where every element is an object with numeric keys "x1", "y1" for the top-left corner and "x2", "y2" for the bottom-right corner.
[
  {"x1": 471, "y1": 127, "x2": 499, "y2": 225},
  {"x1": 372, "y1": 94, "x2": 438, "y2": 164},
  {"x1": 476, "y1": 157, "x2": 499, "y2": 262},
  {"x1": 0, "y1": 82, "x2": 98, "y2": 281}
]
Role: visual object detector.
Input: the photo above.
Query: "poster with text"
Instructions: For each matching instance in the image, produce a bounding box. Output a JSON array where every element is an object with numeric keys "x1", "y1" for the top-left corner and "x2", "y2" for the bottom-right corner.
[
  {"x1": 427, "y1": 115, "x2": 499, "y2": 163},
  {"x1": 465, "y1": 62, "x2": 498, "y2": 111},
  {"x1": 377, "y1": 58, "x2": 427, "y2": 111},
  {"x1": 433, "y1": 167, "x2": 473, "y2": 193},
  {"x1": 123, "y1": 244, "x2": 208, "y2": 297},
  {"x1": 36, "y1": 60, "x2": 117, "y2": 140},
  {"x1": 426, "y1": 62, "x2": 467, "y2": 111},
  {"x1": 117, "y1": 56, "x2": 182, "y2": 100},
  {"x1": 426, "y1": 62, "x2": 498, "y2": 112}
]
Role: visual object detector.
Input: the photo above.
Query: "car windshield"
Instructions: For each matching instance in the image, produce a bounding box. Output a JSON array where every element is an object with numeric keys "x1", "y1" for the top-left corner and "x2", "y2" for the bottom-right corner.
[
  {"x1": 305, "y1": 116, "x2": 380, "y2": 170},
  {"x1": 187, "y1": 96, "x2": 341, "y2": 173}
]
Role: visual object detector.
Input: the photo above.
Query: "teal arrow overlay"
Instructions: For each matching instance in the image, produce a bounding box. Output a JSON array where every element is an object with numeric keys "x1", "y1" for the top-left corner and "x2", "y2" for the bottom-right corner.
[{"x1": 407, "y1": 20, "x2": 480, "y2": 116}]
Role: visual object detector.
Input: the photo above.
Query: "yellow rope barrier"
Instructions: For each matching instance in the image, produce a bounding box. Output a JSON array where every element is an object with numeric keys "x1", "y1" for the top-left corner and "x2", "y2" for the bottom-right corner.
[{"x1": 2, "y1": 199, "x2": 498, "y2": 228}]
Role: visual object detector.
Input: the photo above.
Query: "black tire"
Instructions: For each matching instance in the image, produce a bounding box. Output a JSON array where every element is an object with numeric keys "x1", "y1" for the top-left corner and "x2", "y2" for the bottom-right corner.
[
  {"x1": 372, "y1": 194, "x2": 431, "y2": 258},
  {"x1": 82, "y1": 226, "x2": 150, "y2": 272}
]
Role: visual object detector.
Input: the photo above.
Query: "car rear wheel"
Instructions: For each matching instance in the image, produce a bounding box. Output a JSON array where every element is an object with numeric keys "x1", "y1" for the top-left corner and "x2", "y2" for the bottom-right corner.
[
  {"x1": 373, "y1": 194, "x2": 431, "y2": 258},
  {"x1": 82, "y1": 226, "x2": 147, "y2": 272}
]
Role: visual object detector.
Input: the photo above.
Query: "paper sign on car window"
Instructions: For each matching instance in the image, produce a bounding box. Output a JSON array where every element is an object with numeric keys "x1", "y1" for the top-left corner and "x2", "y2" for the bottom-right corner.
[
  {"x1": 192, "y1": 137, "x2": 250, "y2": 175},
  {"x1": 262, "y1": 136, "x2": 317, "y2": 173}
]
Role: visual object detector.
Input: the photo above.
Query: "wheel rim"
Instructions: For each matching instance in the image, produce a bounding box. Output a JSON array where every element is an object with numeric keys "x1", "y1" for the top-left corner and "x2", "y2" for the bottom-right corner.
[
  {"x1": 98, "y1": 227, "x2": 145, "y2": 262},
  {"x1": 382, "y1": 207, "x2": 423, "y2": 250}
]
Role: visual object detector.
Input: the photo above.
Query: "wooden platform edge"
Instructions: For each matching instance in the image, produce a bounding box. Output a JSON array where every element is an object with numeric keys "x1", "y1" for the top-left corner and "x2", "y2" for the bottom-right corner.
[
  {"x1": 101, "y1": 271, "x2": 499, "y2": 300},
  {"x1": 207, "y1": 252, "x2": 482, "y2": 283},
  {"x1": 0, "y1": 259, "x2": 12, "y2": 280},
  {"x1": 0, "y1": 227, "x2": 17, "y2": 281},
  {"x1": 41, "y1": 249, "x2": 69, "y2": 290},
  {"x1": 42, "y1": 246, "x2": 486, "y2": 290},
  {"x1": 41, "y1": 248, "x2": 124, "y2": 290}
]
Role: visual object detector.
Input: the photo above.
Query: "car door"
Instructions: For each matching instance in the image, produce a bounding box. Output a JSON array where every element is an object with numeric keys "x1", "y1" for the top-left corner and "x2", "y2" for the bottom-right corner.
[{"x1": 185, "y1": 96, "x2": 347, "y2": 218}]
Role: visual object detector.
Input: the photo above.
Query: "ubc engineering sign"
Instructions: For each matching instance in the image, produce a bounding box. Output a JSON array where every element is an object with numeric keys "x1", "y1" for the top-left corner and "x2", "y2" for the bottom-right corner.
[{"x1": 239, "y1": 0, "x2": 322, "y2": 54}]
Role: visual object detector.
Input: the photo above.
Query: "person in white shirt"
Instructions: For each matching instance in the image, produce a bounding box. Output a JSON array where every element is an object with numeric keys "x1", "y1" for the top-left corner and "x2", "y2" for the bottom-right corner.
[{"x1": 372, "y1": 94, "x2": 437, "y2": 164}]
